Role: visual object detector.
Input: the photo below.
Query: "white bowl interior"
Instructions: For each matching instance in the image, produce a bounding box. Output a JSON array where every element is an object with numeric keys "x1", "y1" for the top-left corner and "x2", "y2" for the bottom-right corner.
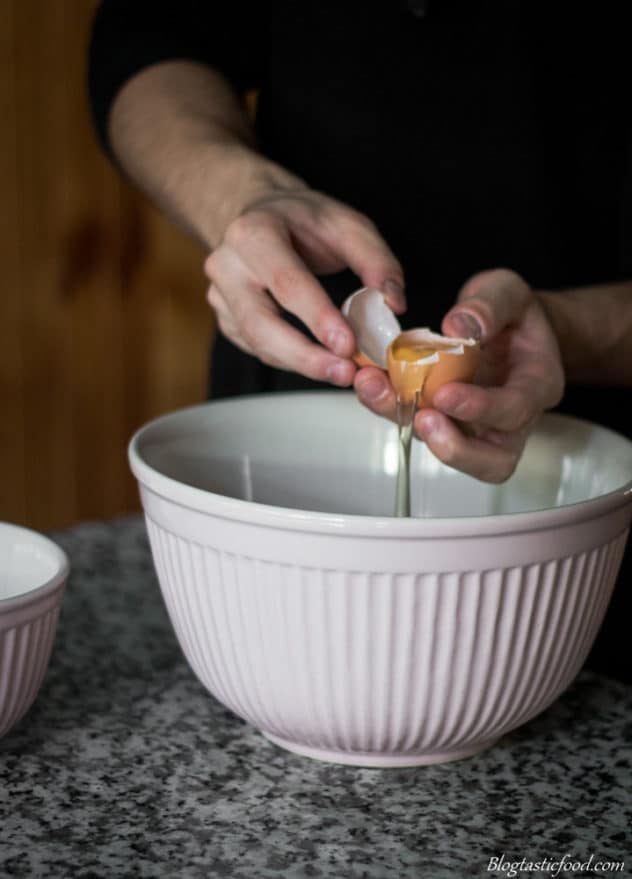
[
  {"x1": 135, "y1": 392, "x2": 632, "y2": 518},
  {"x1": 0, "y1": 523, "x2": 68, "y2": 601}
]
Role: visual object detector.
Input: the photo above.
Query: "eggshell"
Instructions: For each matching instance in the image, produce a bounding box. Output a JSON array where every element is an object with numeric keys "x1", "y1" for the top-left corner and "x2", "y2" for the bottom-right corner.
[
  {"x1": 341, "y1": 287, "x2": 401, "y2": 369},
  {"x1": 423, "y1": 339, "x2": 480, "y2": 406},
  {"x1": 387, "y1": 329, "x2": 480, "y2": 405}
]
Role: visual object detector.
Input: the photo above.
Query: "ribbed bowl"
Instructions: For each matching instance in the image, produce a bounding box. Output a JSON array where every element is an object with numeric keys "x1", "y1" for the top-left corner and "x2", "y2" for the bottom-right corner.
[
  {"x1": 0, "y1": 523, "x2": 69, "y2": 738},
  {"x1": 129, "y1": 392, "x2": 632, "y2": 766}
]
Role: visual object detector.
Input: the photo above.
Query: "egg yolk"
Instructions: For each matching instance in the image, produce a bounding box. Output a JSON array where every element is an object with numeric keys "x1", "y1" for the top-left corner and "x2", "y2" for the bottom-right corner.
[{"x1": 390, "y1": 340, "x2": 456, "y2": 362}]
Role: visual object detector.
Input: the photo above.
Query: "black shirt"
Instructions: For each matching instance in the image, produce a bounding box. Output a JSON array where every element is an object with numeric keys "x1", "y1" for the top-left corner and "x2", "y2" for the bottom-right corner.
[
  {"x1": 89, "y1": 1, "x2": 631, "y2": 427},
  {"x1": 88, "y1": 0, "x2": 632, "y2": 679}
]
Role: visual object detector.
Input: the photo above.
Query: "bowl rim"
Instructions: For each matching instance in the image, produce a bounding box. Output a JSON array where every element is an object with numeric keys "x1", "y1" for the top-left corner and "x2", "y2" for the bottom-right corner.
[
  {"x1": 0, "y1": 522, "x2": 70, "y2": 611},
  {"x1": 128, "y1": 391, "x2": 632, "y2": 538}
]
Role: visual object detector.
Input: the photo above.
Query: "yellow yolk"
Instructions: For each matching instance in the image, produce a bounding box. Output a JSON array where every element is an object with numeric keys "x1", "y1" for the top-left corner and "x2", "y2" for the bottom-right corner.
[
  {"x1": 391, "y1": 345, "x2": 436, "y2": 363},
  {"x1": 390, "y1": 341, "x2": 456, "y2": 363}
]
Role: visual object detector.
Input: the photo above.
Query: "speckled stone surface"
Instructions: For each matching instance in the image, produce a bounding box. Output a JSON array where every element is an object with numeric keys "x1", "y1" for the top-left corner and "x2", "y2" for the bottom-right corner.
[{"x1": 1, "y1": 517, "x2": 630, "y2": 879}]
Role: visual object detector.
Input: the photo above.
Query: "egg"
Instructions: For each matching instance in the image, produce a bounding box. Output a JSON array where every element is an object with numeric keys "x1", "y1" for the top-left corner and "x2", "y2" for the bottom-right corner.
[{"x1": 342, "y1": 287, "x2": 480, "y2": 405}]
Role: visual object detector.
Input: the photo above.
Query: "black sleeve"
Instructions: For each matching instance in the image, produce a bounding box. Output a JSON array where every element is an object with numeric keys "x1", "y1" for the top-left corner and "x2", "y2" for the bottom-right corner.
[{"x1": 87, "y1": 0, "x2": 266, "y2": 157}]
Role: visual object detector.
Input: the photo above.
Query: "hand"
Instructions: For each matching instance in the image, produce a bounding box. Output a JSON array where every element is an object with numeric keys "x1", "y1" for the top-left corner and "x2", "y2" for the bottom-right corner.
[
  {"x1": 354, "y1": 269, "x2": 565, "y2": 482},
  {"x1": 204, "y1": 187, "x2": 405, "y2": 385},
  {"x1": 107, "y1": 62, "x2": 405, "y2": 383}
]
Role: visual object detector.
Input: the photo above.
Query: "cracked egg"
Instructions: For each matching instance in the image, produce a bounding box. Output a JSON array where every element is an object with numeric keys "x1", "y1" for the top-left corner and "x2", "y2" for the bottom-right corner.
[{"x1": 342, "y1": 287, "x2": 480, "y2": 405}]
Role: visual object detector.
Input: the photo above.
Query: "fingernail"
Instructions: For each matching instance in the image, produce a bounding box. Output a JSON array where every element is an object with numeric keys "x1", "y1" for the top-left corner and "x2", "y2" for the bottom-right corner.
[
  {"x1": 326, "y1": 360, "x2": 351, "y2": 386},
  {"x1": 326, "y1": 328, "x2": 353, "y2": 357},
  {"x1": 418, "y1": 414, "x2": 443, "y2": 441},
  {"x1": 450, "y1": 312, "x2": 482, "y2": 341},
  {"x1": 357, "y1": 375, "x2": 389, "y2": 402},
  {"x1": 382, "y1": 279, "x2": 407, "y2": 312}
]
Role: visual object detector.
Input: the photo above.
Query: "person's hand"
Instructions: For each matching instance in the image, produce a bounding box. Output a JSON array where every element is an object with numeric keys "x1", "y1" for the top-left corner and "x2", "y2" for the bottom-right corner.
[
  {"x1": 354, "y1": 269, "x2": 565, "y2": 482},
  {"x1": 204, "y1": 187, "x2": 406, "y2": 385}
]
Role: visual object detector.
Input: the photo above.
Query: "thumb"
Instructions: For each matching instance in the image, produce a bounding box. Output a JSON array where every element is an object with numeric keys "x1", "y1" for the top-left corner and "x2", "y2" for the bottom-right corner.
[{"x1": 442, "y1": 269, "x2": 532, "y2": 342}]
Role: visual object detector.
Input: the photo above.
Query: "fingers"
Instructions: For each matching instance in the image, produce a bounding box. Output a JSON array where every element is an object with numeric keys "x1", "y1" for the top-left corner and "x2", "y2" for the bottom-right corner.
[
  {"x1": 442, "y1": 268, "x2": 531, "y2": 342},
  {"x1": 205, "y1": 191, "x2": 408, "y2": 386},
  {"x1": 431, "y1": 379, "x2": 551, "y2": 433},
  {"x1": 355, "y1": 367, "x2": 531, "y2": 482},
  {"x1": 416, "y1": 410, "x2": 529, "y2": 483},
  {"x1": 206, "y1": 275, "x2": 355, "y2": 386},
  {"x1": 320, "y1": 207, "x2": 407, "y2": 313},
  {"x1": 222, "y1": 212, "x2": 356, "y2": 358},
  {"x1": 440, "y1": 264, "x2": 564, "y2": 418},
  {"x1": 354, "y1": 371, "x2": 529, "y2": 482},
  {"x1": 354, "y1": 366, "x2": 398, "y2": 419}
]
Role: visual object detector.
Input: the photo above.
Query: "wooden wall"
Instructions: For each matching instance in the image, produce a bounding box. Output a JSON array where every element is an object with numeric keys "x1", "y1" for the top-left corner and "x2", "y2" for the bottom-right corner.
[{"x1": 0, "y1": 1, "x2": 212, "y2": 531}]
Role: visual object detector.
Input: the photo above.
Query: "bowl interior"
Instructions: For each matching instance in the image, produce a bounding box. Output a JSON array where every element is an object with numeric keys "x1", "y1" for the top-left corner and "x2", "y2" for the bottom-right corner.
[
  {"x1": 133, "y1": 392, "x2": 632, "y2": 518},
  {"x1": 0, "y1": 523, "x2": 68, "y2": 602}
]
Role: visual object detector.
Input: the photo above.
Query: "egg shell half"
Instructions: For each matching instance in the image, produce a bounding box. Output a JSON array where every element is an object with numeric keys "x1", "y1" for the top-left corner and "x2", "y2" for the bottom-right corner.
[
  {"x1": 341, "y1": 287, "x2": 401, "y2": 369},
  {"x1": 387, "y1": 329, "x2": 480, "y2": 405}
]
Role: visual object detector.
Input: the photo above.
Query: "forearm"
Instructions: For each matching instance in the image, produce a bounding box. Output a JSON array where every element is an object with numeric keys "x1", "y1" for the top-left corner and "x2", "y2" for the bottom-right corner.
[
  {"x1": 108, "y1": 60, "x2": 306, "y2": 248},
  {"x1": 537, "y1": 282, "x2": 632, "y2": 386}
]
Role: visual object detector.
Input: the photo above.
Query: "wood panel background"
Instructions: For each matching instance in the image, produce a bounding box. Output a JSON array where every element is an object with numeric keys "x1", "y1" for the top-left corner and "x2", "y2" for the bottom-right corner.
[{"x1": 0, "y1": 0, "x2": 213, "y2": 531}]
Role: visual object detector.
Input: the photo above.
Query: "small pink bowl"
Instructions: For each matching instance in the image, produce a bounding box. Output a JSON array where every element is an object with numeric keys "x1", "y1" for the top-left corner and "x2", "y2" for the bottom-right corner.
[{"x1": 0, "y1": 522, "x2": 69, "y2": 738}]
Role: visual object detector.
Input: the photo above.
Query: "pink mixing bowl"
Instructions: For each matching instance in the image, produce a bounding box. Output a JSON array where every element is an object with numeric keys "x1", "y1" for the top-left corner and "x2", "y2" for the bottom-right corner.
[{"x1": 129, "y1": 392, "x2": 632, "y2": 766}]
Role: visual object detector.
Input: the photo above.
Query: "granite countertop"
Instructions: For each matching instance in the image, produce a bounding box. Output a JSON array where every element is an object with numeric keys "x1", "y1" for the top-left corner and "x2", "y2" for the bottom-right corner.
[{"x1": 1, "y1": 517, "x2": 630, "y2": 879}]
